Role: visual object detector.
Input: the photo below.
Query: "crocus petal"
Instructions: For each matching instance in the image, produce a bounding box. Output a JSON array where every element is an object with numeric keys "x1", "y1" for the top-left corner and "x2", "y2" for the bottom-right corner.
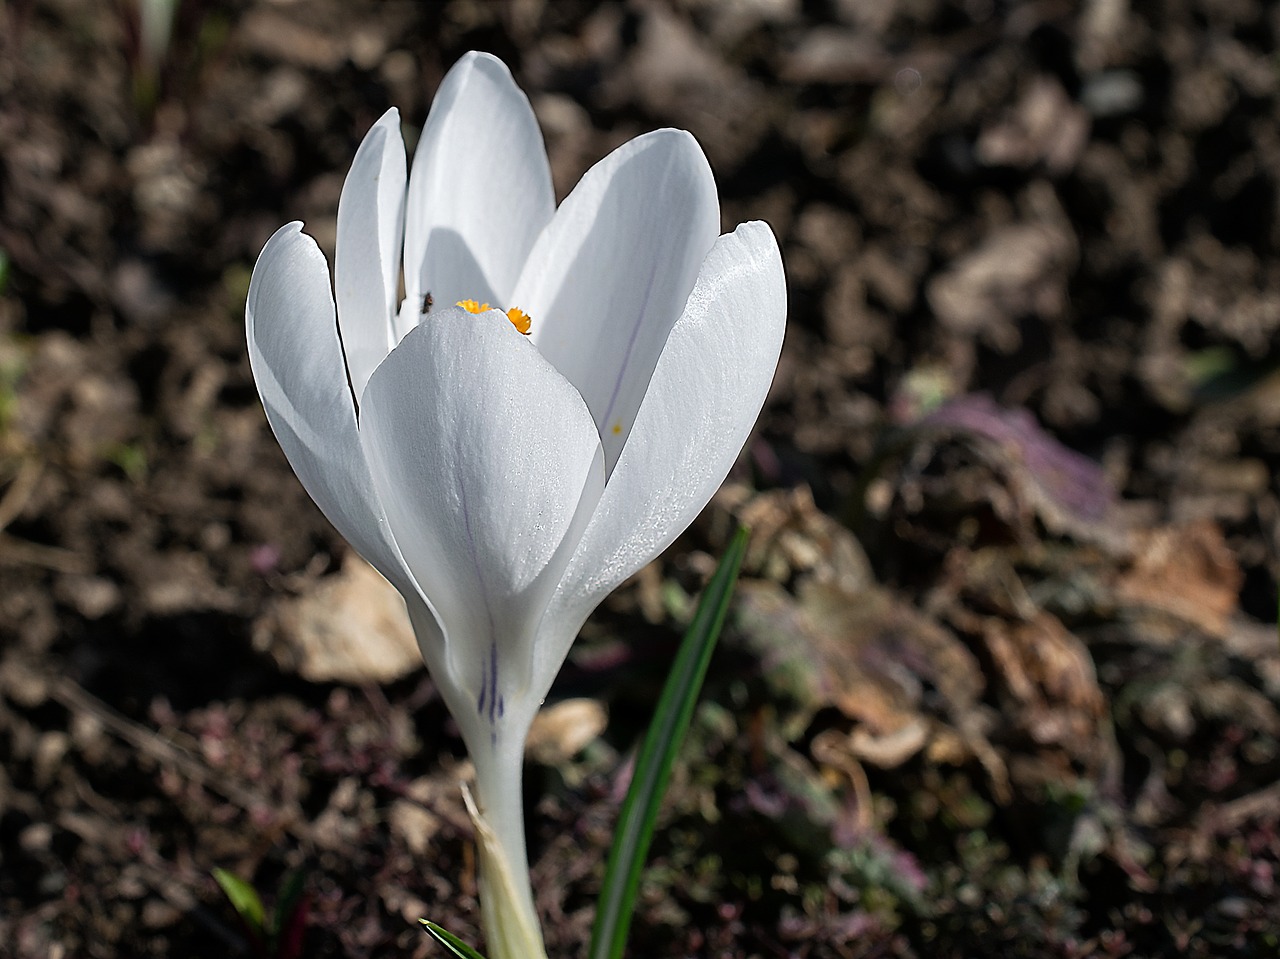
[
  {"x1": 358, "y1": 306, "x2": 604, "y2": 725},
  {"x1": 515, "y1": 129, "x2": 720, "y2": 474},
  {"x1": 530, "y1": 221, "x2": 786, "y2": 692},
  {"x1": 402, "y1": 52, "x2": 554, "y2": 325},
  {"x1": 246, "y1": 222, "x2": 449, "y2": 669},
  {"x1": 335, "y1": 108, "x2": 407, "y2": 402}
]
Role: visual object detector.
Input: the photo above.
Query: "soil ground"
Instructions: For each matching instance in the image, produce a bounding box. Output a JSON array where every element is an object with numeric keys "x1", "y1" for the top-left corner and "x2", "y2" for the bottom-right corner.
[{"x1": 3, "y1": 1, "x2": 1280, "y2": 956}]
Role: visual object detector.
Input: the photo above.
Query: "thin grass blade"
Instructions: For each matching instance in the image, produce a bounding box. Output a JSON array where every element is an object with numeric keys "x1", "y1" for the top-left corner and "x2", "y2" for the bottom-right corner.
[
  {"x1": 419, "y1": 919, "x2": 490, "y2": 959},
  {"x1": 212, "y1": 867, "x2": 265, "y2": 933},
  {"x1": 588, "y1": 525, "x2": 750, "y2": 959}
]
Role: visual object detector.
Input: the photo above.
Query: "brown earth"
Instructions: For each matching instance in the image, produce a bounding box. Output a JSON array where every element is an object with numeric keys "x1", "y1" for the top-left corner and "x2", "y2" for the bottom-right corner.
[{"x1": 3, "y1": 1, "x2": 1280, "y2": 956}]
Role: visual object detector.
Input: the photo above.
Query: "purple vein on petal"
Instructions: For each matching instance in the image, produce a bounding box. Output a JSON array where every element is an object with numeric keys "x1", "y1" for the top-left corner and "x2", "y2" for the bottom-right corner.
[{"x1": 488, "y1": 640, "x2": 499, "y2": 726}]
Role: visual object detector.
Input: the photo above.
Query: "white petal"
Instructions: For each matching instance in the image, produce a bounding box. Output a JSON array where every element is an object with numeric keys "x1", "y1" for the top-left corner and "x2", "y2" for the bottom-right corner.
[
  {"x1": 358, "y1": 306, "x2": 604, "y2": 721},
  {"x1": 515, "y1": 129, "x2": 720, "y2": 474},
  {"x1": 246, "y1": 223, "x2": 449, "y2": 671},
  {"x1": 335, "y1": 108, "x2": 407, "y2": 402},
  {"x1": 402, "y1": 52, "x2": 554, "y2": 328},
  {"x1": 530, "y1": 222, "x2": 786, "y2": 691}
]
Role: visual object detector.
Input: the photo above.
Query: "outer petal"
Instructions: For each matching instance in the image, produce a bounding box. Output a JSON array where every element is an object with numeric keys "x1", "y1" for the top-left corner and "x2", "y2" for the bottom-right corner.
[
  {"x1": 530, "y1": 221, "x2": 786, "y2": 692},
  {"x1": 245, "y1": 223, "x2": 448, "y2": 670},
  {"x1": 358, "y1": 306, "x2": 604, "y2": 726},
  {"x1": 335, "y1": 108, "x2": 407, "y2": 402},
  {"x1": 402, "y1": 52, "x2": 554, "y2": 329},
  {"x1": 514, "y1": 129, "x2": 720, "y2": 474}
]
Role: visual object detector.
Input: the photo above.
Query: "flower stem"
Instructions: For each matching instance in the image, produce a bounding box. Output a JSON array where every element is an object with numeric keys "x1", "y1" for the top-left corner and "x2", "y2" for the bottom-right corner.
[{"x1": 466, "y1": 718, "x2": 547, "y2": 959}]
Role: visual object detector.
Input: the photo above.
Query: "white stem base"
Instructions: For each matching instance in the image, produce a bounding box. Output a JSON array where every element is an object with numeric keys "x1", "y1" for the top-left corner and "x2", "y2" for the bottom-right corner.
[{"x1": 463, "y1": 784, "x2": 549, "y2": 959}]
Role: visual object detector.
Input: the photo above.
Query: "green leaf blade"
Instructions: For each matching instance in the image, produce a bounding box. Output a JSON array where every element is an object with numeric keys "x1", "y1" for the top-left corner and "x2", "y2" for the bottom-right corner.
[
  {"x1": 589, "y1": 526, "x2": 750, "y2": 959},
  {"x1": 419, "y1": 919, "x2": 490, "y2": 959},
  {"x1": 212, "y1": 867, "x2": 266, "y2": 933},
  {"x1": 270, "y1": 869, "x2": 310, "y2": 959}
]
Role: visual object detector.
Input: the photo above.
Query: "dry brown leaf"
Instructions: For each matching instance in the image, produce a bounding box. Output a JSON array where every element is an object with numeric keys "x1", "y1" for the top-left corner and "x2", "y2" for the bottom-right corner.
[
  {"x1": 724, "y1": 487, "x2": 1006, "y2": 794},
  {"x1": 928, "y1": 223, "x2": 1077, "y2": 351},
  {"x1": 253, "y1": 553, "x2": 421, "y2": 684},
  {"x1": 979, "y1": 612, "x2": 1109, "y2": 763},
  {"x1": 526, "y1": 698, "x2": 608, "y2": 766},
  {"x1": 1114, "y1": 519, "x2": 1242, "y2": 638}
]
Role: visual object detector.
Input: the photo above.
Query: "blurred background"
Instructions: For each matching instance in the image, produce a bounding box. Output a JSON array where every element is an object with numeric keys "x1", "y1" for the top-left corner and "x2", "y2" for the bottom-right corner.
[{"x1": 3, "y1": 0, "x2": 1280, "y2": 955}]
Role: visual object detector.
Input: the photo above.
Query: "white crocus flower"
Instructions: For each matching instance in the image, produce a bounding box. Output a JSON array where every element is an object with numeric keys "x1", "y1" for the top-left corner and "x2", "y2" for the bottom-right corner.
[{"x1": 246, "y1": 51, "x2": 785, "y2": 959}]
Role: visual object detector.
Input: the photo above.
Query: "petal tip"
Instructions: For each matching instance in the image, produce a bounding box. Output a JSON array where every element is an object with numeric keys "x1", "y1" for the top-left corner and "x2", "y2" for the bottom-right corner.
[
  {"x1": 460, "y1": 49, "x2": 511, "y2": 76},
  {"x1": 252, "y1": 221, "x2": 322, "y2": 281},
  {"x1": 645, "y1": 127, "x2": 704, "y2": 153}
]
